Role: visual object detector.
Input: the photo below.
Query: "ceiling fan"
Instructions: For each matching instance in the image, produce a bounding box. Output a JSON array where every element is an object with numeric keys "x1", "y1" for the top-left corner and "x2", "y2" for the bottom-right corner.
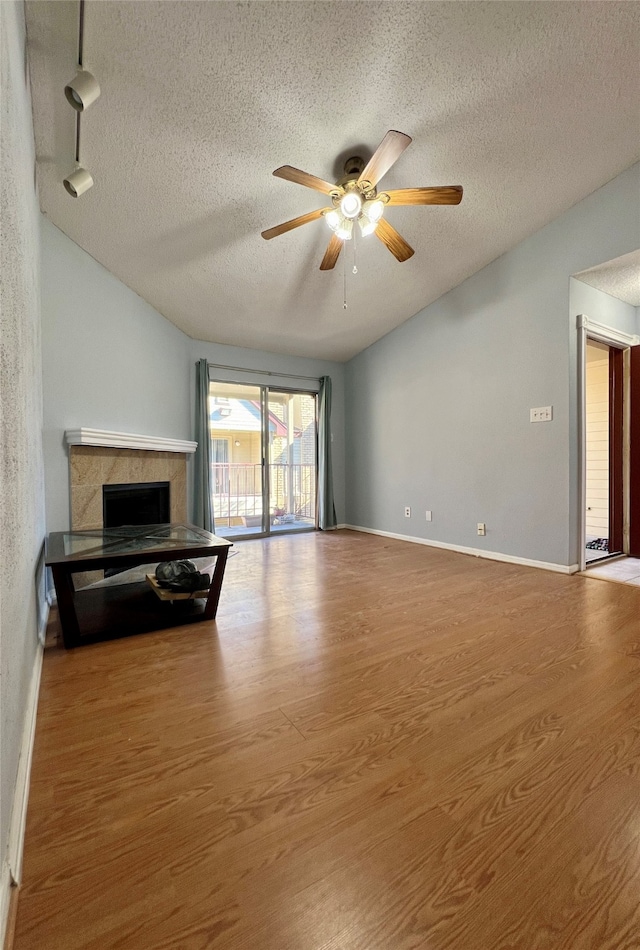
[{"x1": 261, "y1": 130, "x2": 463, "y2": 270}]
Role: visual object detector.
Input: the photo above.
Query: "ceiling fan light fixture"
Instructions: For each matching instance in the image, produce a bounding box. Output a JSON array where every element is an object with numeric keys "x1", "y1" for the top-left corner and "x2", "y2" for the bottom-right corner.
[
  {"x1": 339, "y1": 192, "x2": 362, "y2": 219},
  {"x1": 362, "y1": 198, "x2": 385, "y2": 223},
  {"x1": 359, "y1": 217, "x2": 378, "y2": 237},
  {"x1": 336, "y1": 218, "x2": 353, "y2": 241},
  {"x1": 324, "y1": 209, "x2": 341, "y2": 232}
]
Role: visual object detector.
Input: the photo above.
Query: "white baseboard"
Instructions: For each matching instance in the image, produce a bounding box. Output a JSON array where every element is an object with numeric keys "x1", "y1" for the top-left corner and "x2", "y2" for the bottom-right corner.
[
  {"x1": 0, "y1": 862, "x2": 12, "y2": 950},
  {"x1": 1, "y1": 623, "x2": 45, "y2": 947},
  {"x1": 342, "y1": 525, "x2": 579, "y2": 575}
]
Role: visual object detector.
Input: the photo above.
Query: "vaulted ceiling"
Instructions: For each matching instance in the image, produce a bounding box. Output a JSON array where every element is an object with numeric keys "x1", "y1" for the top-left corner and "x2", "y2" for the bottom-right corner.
[
  {"x1": 25, "y1": 1, "x2": 640, "y2": 360},
  {"x1": 575, "y1": 250, "x2": 640, "y2": 307}
]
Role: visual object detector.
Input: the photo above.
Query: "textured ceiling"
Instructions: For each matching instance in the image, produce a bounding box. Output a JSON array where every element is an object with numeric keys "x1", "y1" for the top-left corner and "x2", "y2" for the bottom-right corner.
[
  {"x1": 574, "y1": 250, "x2": 640, "y2": 308},
  {"x1": 25, "y1": 1, "x2": 640, "y2": 361}
]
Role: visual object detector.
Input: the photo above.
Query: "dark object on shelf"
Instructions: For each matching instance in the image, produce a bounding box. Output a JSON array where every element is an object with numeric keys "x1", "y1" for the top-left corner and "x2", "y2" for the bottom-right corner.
[
  {"x1": 155, "y1": 559, "x2": 211, "y2": 592},
  {"x1": 586, "y1": 538, "x2": 609, "y2": 551}
]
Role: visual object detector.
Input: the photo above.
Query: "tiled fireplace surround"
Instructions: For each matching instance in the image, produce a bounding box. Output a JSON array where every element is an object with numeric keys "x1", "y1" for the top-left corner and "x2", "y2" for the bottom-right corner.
[{"x1": 70, "y1": 446, "x2": 188, "y2": 530}]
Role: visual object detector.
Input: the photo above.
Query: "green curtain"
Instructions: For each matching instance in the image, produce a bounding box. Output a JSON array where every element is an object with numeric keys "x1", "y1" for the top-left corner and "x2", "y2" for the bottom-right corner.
[
  {"x1": 318, "y1": 375, "x2": 337, "y2": 530},
  {"x1": 193, "y1": 358, "x2": 215, "y2": 532}
]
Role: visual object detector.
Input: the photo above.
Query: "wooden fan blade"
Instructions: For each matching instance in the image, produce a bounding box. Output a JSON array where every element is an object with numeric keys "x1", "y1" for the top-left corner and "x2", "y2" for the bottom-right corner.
[
  {"x1": 384, "y1": 186, "x2": 463, "y2": 206},
  {"x1": 358, "y1": 130, "x2": 412, "y2": 188},
  {"x1": 273, "y1": 166, "x2": 340, "y2": 196},
  {"x1": 261, "y1": 208, "x2": 326, "y2": 240},
  {"x1": 375, "y1": 217, "x2": 414, "y2": 262},
  {"x1": 320, "y1": 235, "x2": 343, "y2": 271}
]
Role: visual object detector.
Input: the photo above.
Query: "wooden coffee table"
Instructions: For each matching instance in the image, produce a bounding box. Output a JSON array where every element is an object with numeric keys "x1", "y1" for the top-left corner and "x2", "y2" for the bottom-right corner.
[{"x1": 45, "y1": 523, "x2": 232, "y2": 648}]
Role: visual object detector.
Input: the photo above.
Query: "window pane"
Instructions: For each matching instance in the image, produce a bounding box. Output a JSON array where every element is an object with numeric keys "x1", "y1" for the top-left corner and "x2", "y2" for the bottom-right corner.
[
  {"x1": 209, "y1": 381, "x2": 263, "y2": 537},
  {"x1": 268, "y1": 391, "x2": 317, "y2": 533}
]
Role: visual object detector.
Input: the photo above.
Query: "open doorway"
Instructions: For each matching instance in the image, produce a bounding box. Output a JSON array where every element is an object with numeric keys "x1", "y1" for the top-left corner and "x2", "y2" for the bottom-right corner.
[
  {"x1": 574, "y1": 250, "x2": 640, "y2": 576},
  {"x1": 578, "y1": 317, "x2": 640, "y2": 574},
  {"x1": 584, "y1": 340, "x2": 622, "y2": 564}
]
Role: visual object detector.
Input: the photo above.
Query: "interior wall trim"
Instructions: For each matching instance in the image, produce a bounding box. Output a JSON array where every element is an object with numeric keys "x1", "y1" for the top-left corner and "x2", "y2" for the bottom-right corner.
[
  {"x1": 7, "y1": 636, "x2": 44, "y2": 884},
  {"x1": 65, "y1": 428, "x2": 197, "y2": 454},
  {"x1": 343, "y1": 525, "x2": 580, "y2": 574},
  {"x1": 0, "y1": 863, "x2": 11, "y2": 950},
  {"x1": 1, "y1": 628, "x2": 46, "y2": 946},
  {"x1": 577, "y1": 314, "x2": 640, "y2": 348}
]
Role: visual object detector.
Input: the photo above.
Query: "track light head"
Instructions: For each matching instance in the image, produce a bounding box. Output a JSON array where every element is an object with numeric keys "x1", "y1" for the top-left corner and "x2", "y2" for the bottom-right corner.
[
  {"x1": 63, "y1": 166, "x2": 94, "y2": 197},
  {"x1": 64, "y1": 69, "x2": 100, "y2": 111}
]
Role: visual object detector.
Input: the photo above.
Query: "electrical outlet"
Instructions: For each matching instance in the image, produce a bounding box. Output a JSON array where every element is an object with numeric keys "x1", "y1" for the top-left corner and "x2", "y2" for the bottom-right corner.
[
  {"x1": 404, "y1": 506, "x2": 411, "y2": 518},
  {"x1": 530, "y1": 406, "x2": 553, "y2": 423},
  {"x1": 477, "y1": 523, "x2": 486, "y2": 536},
  {"x1": 425, "y1": 510, "x2": 432, "y2": 522}
]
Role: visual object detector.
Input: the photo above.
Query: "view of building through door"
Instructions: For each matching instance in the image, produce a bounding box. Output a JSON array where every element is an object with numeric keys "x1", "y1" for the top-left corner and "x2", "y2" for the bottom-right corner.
[
  {"x1": 267, "y1": 391, "x2": 317, "y2": 534},
  {"x1": 208, "y1": 380, "x2": 317, "y2": 538},
  {"x1": 585, "y1": 340, "x2": 622, "y2": 564}
]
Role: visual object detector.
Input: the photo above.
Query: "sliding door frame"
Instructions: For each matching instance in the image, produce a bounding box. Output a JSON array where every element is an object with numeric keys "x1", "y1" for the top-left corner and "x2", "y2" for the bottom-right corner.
[{"x1": 209, "y1": 376, "x2": 318, "y2": 539}]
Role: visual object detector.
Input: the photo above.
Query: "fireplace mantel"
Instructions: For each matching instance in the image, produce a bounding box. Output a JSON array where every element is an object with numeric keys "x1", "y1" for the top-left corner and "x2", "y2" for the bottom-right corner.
[{"x1": 65, "y1": 428, "x2": 197, "y2": 454}]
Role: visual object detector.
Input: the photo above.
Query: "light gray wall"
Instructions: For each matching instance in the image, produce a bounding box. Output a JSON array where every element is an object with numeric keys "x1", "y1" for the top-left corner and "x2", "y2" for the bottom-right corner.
[
  {"x1": 346, "y1": 163, "x2": 640, "y2": 568},
  {"x1": 41, "y1": 219, "x2": 346, "y2": 530},
  {"x1": 0, "y1": 0, "x2": 46, "y2": 882},
  {"x1": 570, "y1": 278, "x2": 639, "y2": 336},
  {"x1": 41, "y1": 217, "x2": 191, "y2": 532}
]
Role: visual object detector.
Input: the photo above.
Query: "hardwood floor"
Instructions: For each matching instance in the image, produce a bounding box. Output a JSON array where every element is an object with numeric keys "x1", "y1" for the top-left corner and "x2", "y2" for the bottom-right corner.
[{"x1": 13, "y1": 530, "x2": 640, "y2": 949}]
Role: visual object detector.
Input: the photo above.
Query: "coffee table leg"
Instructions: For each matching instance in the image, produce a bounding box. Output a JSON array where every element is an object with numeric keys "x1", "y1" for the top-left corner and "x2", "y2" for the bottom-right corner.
[
  {"x1": 52, "y1": 565, "x2": 81, "y2": 648},
  {"x1": 203, "y1": 548, "x2": 229, "y2": 620}
]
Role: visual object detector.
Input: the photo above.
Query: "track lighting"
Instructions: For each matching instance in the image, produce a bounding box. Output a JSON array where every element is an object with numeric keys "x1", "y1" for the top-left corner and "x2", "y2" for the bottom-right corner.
[
  {"x1": 63, "y1": 166, "x2": 94, "y2": 197},
  {"x1": 64, "y1": 69, "x2": 100, "y2": 112},
  {"x1": 63, "y1": 1, "x2": 98, "y2": 196}
]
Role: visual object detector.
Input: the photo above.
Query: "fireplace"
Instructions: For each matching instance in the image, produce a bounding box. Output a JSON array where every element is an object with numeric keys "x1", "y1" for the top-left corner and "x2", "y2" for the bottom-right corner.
[
  {"x1": 103, "y1": 481, "x2": 171, "y2": 529},
  {"x1": 66, "y1": 433, "x2": 195, "y2": 589}
]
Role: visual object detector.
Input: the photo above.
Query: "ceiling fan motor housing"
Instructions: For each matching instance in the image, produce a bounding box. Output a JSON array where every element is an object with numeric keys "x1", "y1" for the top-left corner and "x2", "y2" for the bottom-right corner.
[
  {"x1": 335, "y1": 158, "x2": 378, "y2": 207},
  {"x1": 343, "y1": 155, "x2": 365, "y2": 178}
]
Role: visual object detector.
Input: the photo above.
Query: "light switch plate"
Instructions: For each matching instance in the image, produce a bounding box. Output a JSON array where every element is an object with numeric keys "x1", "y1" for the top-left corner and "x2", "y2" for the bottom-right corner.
[{"x1": 530, "y1": 406, "x2": 553, "y2": 423}]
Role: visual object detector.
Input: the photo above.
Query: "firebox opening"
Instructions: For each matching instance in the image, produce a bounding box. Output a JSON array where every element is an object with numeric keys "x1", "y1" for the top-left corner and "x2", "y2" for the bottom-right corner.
[{"x1": 103, "y1": 481, "x2": 171, "y2": 576}]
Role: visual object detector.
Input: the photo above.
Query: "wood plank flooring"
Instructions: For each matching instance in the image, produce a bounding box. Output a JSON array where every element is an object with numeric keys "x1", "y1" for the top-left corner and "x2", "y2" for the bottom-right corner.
[{"x1": 12, "y1": 530, "x2": 640, "y2": 949}]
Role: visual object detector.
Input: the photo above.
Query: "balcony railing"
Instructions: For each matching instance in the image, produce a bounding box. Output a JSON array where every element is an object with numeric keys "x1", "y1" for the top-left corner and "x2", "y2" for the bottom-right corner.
[{"x1": 211, "y1": 463, "x2": 316, "y2": 526}]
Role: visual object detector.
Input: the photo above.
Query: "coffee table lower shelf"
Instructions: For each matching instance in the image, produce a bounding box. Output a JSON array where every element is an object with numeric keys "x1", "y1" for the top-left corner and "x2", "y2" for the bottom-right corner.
[{"x1": 69, "y1": 581, "x2": 216, "y2": 646}]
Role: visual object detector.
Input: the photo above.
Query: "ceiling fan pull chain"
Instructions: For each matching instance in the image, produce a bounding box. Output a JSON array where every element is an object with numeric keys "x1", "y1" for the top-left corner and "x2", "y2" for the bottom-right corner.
[
  {"x1": 343, "y1": 245, "x2": 348, "y2": 309},
  {"x1": 352, "y1": 227, "x2": 358, "y2": 275}
]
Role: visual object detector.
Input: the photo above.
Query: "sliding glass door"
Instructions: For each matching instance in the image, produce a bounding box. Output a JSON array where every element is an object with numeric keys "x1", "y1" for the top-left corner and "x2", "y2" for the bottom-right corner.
[
  {"x1": 209, "y1": 380, "x2": 317, "y2": 538},
  {"x1": 267, "y1": 391, "x2": 317, "y2": 534}
]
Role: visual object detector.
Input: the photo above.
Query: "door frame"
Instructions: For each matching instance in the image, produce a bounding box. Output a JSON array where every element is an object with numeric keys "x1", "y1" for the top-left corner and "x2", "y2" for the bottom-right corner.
[
  {"x1": 209, "y1": 377, "x2": 319, "y2": 539},
  {"x1": 577, "y1": 314, "x2": 640, "y2": 572}
]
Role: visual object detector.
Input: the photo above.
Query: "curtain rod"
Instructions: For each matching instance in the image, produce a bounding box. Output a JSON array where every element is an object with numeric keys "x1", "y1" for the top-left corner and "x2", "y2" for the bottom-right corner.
[{"x1": 207, "y1": 362, "x2": 321, "y2": 383}]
